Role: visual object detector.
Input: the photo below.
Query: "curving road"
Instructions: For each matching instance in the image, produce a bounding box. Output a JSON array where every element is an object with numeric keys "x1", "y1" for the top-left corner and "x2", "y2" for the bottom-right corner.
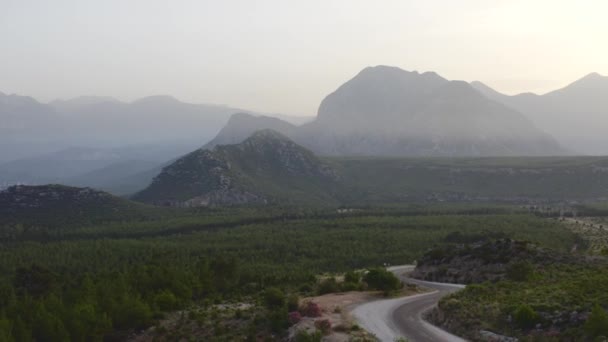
[{"x1": 351, "y1": 265, "x2": 466, "y2": 342}]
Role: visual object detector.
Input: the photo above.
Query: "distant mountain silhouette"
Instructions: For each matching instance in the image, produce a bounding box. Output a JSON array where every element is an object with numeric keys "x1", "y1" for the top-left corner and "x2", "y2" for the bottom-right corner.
[
  {"x1": 471, "y1": 73, "x2": 608, "y2": 155},
  {"x1": 0, "y1": 92, "x2": 311, "y2": 163},
  {"x1": 203, "y1": 113, "x2": 298, "y2": 149},
  {"x1": 209, "y1": 66, "x2": 565, "y2": 156}
]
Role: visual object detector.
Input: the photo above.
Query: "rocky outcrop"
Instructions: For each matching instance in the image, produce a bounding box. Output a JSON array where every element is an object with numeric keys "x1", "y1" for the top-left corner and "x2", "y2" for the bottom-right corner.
[
  {"x1": 0, "y1": 184, "x2": 115, "y2": 210},
  {"x1": 410, "y1": 239, "x2": 577, "y2": 284}
]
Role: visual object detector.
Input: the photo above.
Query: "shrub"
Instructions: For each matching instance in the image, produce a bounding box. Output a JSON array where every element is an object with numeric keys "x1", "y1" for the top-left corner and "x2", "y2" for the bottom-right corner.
[
  {"x1": 314, "y1": 319, "x2": 332, "y2": 334},
  {"x1": 268, "y1": 308, "x2": 288, "y2": 332},
  {"x1": 318, "y1": 277, "x2": 340, "y2": 295},
  {"x1": 506, "y1": 261, "x2": 534, "y2": 282},
  {"x1": 344, "y1": 271, "x2": 361, "y2": 284},
  {"x1": 341, "y1": 282, "x2": 359, "y2": 292},
  {"x1": 513, "y1": 304, "x2": 539, "y2": 330},
  {"x1": 363, "y1": 268, "x2": 402, "y2": 295},
  {"x1": 154, "y1": 290, "x2": 179, "y2": 311},
  {"x1": 288, "y1": 311, "x2": 302, "y2": 325},
  {"x1": 295, "y1": 329, "x2": 322, "y2": 342},
  {"x1": 287, "y1": 294, "x2": 300, "y2": 312},
  {"x1": 301, "y1": 302, "x2": 322, "y2": 317},
  {"x1": 585, "y1": 304, "x2": 608, "y2": 337},
  {"x1": 263, "y1": 287, "x2": 286, "y2": 310}
]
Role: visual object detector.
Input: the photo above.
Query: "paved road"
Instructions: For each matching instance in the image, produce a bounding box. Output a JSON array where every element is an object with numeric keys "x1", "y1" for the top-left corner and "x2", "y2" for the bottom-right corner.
[{"x1": 351, "y1": 265, "x2": 466, "y2": 342}]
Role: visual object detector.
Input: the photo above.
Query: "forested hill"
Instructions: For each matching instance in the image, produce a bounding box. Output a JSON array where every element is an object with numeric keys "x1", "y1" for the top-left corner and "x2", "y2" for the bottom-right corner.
[{"x1": 0, "y1": 184, "x2": 163, "y2": 229}]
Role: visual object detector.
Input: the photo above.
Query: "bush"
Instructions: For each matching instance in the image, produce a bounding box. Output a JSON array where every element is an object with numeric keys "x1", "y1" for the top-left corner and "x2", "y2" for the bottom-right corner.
[
  {"x1": 363, "y1": 268, "x2": 402, "y2": 295},
  {"x1": 263, "y1": 287, "x2": 286, "y2": 310},
  {"x1": 344, "y1": 271, "x2": 361, "y2": 284},
  {"x1": 506, "y1": 261, "x2": 534, "y2": 282},
  {"x1": 287, "y1": 294, "x2": 300, "y2": 312},
  {"x1": 154, "y1": 290, "x2": 179, "y2": 311},
  {"x1": 314, "y1": 319, "x2": 332, "y2": 335},
  {"x1": 585, "y1": 304, "x2": 608, "y2": 337},
  {"x1": 295, "y1": 329, "x2": 322, "y2": 342},
  {"x1": 341, "y1": 282, "x2": 359, "y2": 292},
  {"x1": 513, "y1": 304, "x2": 538, "y2": 330},
  {"x1": 318, "y1": 277, "x2": 340, "y2": 295},
  {"x1": 288, "y1": 311, "x2": 302, "y2": 325},
  {"x1": 267, "y1": 308, "x2": 288, "y2": 332},
  {"x1": 301, "y1": 301, "x2": 322, "y2": 317}
]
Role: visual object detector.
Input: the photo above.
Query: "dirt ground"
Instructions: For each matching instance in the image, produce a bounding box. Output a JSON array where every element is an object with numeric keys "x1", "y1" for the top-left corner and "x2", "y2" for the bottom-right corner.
[{"x1": 290, "y1": 287, "x2": 423, "y2": 341}]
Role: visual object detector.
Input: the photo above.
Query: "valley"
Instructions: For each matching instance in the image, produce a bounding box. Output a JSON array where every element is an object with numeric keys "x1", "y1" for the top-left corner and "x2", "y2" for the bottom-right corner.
[{"x1": 3, "y1": 2, "x2": 608, "y2": 340}]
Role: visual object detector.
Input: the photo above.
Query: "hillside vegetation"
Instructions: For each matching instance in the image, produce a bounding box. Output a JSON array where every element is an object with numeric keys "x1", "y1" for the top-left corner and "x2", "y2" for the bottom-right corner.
[
  {"x1": 416, "y1": 233, "x2": 608, "y2": 340},
  {"x1": 0, "y1": 185, "x2": 168, "y2": 230}
]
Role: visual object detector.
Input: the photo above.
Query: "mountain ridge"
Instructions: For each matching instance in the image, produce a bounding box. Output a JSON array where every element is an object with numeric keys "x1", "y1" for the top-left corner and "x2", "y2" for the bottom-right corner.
[
  {"x1": 470, "y1": 72, "x2": 608, "y2": 155},
  {"x1": 209, "y1": 66, "x2": 565, "y2": 157}
]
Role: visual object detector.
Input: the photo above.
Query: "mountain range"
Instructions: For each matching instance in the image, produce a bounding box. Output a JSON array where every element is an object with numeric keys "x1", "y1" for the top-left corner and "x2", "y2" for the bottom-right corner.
[
  {"x1": 471, "y1": 72, "x2": 608, "y2": 155},
  {"x1": 2, "y1": 65, "x2": 607, "y2": 197},
  {"x1": 0, "y1": 93, "x2": 311, "y2": 191},
  {"x1": 0, "y1": 93, "x2": 311, "y2": 163},
  {"x1": 207, "y1": 66, "x2": 570, "y2": 157}
]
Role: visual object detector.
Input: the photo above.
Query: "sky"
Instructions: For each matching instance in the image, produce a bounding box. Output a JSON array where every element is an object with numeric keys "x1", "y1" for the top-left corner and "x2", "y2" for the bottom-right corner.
[{"x1": 1, "y1": 0, "x2": 607, "y2": 116}]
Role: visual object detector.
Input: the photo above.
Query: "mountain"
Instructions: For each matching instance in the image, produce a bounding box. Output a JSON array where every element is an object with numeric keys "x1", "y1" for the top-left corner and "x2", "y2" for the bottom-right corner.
[
  {"x1": 0, "y1": 184, "x2": 160, "y2": 230},
  {"x1": 62, "y1": 159, "x2": 161, "y2": 195},
  {"x1": 0, "y1": 92, "x2": 310, "y2": 192},
  {"x1": 300, "y1": 66, "x2": 564, "y2": 156},
  {"x1": 50, "y1": 96, "x2": 121, "y2": 111},
  {"x1": 203, "y1": 113, "x2": 298, "y2": 149},
  {"x1": 0, "y1": 92, "x2": 67, "y2": 161},
  {"x1": 206, "y1": 66, "x2": 565, "y2": 157},
  {"x1": 133, "y1": 130, "x2": 339, "y2": 206},
  {"x1": 0, "y1": 144, "x2": 193, "y2": 192},
  {"x1": 471, "y1": 73, "x2": 608, "y2": 155},
  {"x1": 0, "y1": 92, "x2": 308, "y2": 163}
]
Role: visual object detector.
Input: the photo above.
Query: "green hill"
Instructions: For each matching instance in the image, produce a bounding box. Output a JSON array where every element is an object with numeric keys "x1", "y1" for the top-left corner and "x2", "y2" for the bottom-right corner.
[{"x1": 0, "y1": 184, "x2": 162, "y2": 230}]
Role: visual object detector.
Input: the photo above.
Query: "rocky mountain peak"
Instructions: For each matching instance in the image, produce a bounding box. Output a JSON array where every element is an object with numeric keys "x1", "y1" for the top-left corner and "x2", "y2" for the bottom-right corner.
[{"x1": 134, "y1": 130, "x2": 338, "y2": 206}]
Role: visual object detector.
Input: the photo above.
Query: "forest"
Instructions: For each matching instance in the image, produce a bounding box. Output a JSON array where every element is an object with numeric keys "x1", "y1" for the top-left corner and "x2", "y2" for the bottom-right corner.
[{"x1": 0, "y1": 204, "x2": 584, "y2": 341}]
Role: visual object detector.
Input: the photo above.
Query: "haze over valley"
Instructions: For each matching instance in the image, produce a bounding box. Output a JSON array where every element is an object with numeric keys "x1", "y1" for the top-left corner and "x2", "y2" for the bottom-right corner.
[
  {"x1": 3, "y1": 66, "x2": 608, "y2": 194},
  {"x1": 2, "y1": 2, "x2": 608, "y2": 341}
]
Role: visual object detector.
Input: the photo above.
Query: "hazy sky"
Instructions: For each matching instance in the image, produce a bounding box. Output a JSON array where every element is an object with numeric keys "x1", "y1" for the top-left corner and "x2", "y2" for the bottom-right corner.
[{"x1": 1, "y1": 0, "x2": 606, "y2": 115}]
